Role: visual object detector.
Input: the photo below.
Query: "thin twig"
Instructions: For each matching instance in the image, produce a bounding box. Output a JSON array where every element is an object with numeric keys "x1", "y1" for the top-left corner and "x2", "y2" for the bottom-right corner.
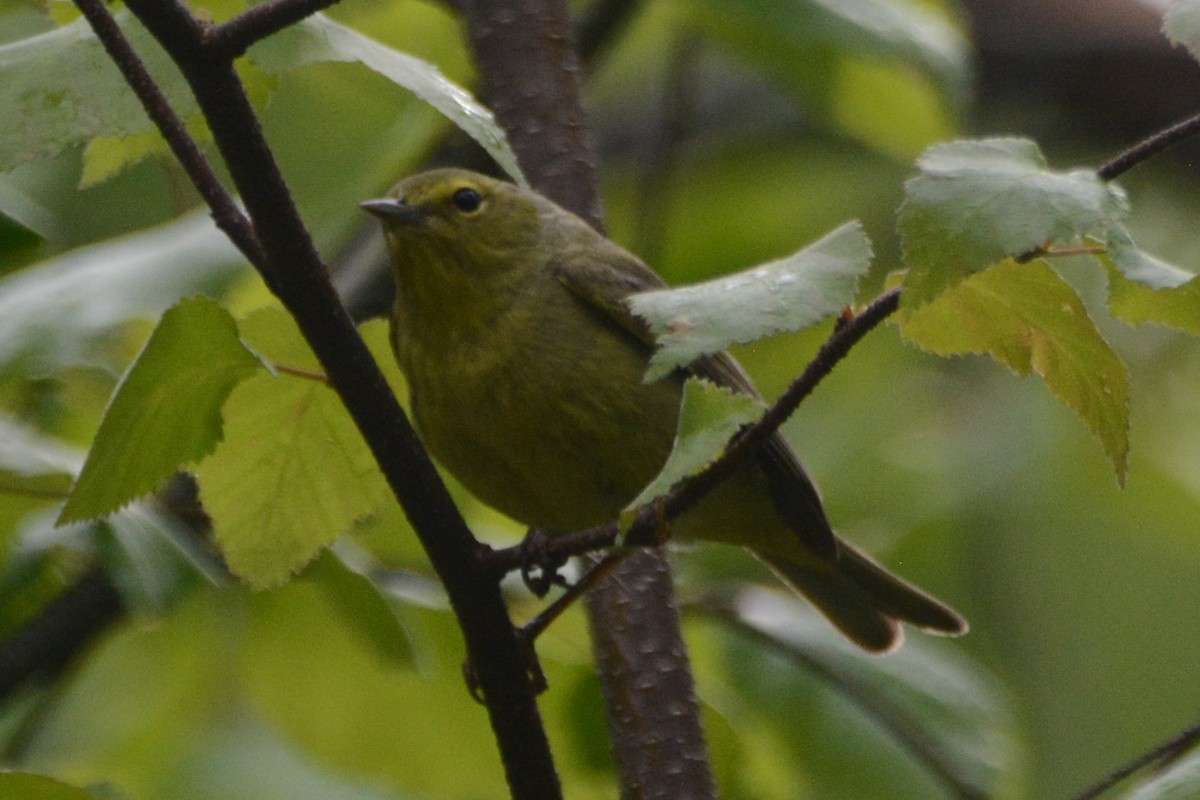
[
  {"x1": 520, "y1": 547, "x2": 633, "y2": 640},
  {"x1": 204, "y1": 0, "x2": 345, "y2": 59},
  {"x1": 73, "y1": 0, "x2": 263, "y2": 267},
  {"x1": 1097, "y1": 111, "x2": 1200, "y2": 182},
  {"x1": 1070, "y1": 716, "x2": 1200, "y2": 800}
]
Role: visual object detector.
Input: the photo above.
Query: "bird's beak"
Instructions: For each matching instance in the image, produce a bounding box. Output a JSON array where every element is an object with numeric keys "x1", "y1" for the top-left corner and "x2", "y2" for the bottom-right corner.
[{"x1": 360, "y1": 198, "x2": 425, "y2": 225}]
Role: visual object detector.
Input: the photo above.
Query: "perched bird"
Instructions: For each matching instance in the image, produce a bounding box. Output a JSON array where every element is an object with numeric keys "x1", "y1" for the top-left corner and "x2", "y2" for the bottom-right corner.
[{"x1": 363, "y1": 168, "x2": 967, "y2": 652}]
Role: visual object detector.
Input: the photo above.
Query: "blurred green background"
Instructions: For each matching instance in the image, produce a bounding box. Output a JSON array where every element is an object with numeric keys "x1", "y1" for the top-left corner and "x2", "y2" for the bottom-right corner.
[{"x1": 2, "y1": 0, "x2": 1200, "y2": 798}]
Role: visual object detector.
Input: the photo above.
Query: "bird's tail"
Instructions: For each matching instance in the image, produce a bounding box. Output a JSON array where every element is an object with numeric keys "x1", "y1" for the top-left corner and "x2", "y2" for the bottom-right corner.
[{"x1": 760, "y1": 541, "x2": 968, "y2": 653}]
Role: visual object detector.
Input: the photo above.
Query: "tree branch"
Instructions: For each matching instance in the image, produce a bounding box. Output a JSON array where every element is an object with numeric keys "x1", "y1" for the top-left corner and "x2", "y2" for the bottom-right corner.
[
  {"x1": 1097, "y1": 110, "x2": 1200, "y2": 181},
  {"x1": 74, "y1": 0, "x2": 262, "y2": 266},
  {"x1": 204, "y1": 0, "x2": 344, "y2": 59},
  {"x1": 456, "y1": 2, "x2": 715, "y2": 796},
  {"x1": 76, "y1": 1, "x2": 560, "y2": 796}
]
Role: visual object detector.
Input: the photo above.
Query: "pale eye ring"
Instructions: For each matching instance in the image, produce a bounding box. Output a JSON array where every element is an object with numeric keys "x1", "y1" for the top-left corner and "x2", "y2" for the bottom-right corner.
[{"x1": 452, "y1": 187, "x2": 484, "y2": 213}]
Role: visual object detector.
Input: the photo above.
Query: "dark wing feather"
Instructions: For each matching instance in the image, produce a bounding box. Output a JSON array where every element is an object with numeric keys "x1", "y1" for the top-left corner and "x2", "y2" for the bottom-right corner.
[{"x1": 555, "y1": 252, "x2": 839, "y2": 562}]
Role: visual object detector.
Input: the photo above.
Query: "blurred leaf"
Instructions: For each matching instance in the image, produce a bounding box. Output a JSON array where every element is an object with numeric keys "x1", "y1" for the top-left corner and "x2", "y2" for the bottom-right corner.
[
  {"x1": 79, "y1": 131, "x2": 167, "y2": 191},
  {"x1": 623, "y1": 378, "x2": 764, "y2": 525},
  {"x1": 1122, "y1": 746, "x2": 1200, "y2": 800},
  {"x1": 59, "y1": 297, "x2": 264, "y2": 524},
  {"x1": 0, "y1": 177, "x2": 60, "y2": 243},
  {"x1": 0, "y1": 414, "x2": 81, "y2": 501},
  {"x1": 715, "y1": 587, "x2": 1018, "y2": 800},
  {"x1": 99, "y1": 501, "x2": 223, "y2": 614},
  {"x1": 1164, "y1": 0, "x2": 1200, "y2": 63},
  {"x1": 900, "y1": 258, "x2": 1130, "y2": 482},
  {"x1": 299, "y1": 551, "x2": 414, "y2": 666},
  {"x1": 248, "y1": 13, "x2": 525, "y2": 186},
  {"x1": 240, "y1": 579, "x2": 508, "y2": 798},
  {"x1": 898, "y1": 138, "x2": 1128, "y2": 308},
  {"x1": 0, "y1": 210, "x2": 247, "y2": 373},
  {"x1": 629, "y1": 221, "x2": 872, "y2": 379},
  {"x1": 0, "y1": 773, "x2": 103, "y2": 799},
  {"x1": 0, "y1": 12, "x2": 198, "y2": 171},
  {"x1": 195, "y1": 307, "x2": 390, "y2": 587},
  {"x1": 688, "y1": 0, "x2": 972, "y2": 101}
]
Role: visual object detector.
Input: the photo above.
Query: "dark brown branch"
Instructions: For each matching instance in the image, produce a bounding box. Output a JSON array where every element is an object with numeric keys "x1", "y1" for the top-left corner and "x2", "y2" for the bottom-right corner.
[
  {"x1": 1070, "y1": 716, "x2": 1200, "y2": 800},
  {"x1": 0, "y1": 568, "x2": 122, "y2": 699},
  {"x1": 1097, "y1": 110, "x2": 1200, "y2": 181},
  {"x1": 456, "y1": 3, "x2": 714, "y2": 797},
  {"x1": 77, "y1": 1, "x2": 561, "y2": 796},
  {"x1": 204, "y1": 0, "x2": 344, "y2": 59},
  {"x1": 74, "y1": 0, "x2": 263, "y2": 267}
]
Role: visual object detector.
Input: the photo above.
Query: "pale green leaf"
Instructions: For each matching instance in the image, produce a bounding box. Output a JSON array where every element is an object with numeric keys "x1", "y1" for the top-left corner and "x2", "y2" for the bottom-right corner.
[
  {"x1": 899, "y1": 258, "x2": 1130, "y2": 482},
  {"x1": 0, "y1": 12, "x2": 197, "y2": 171},
  {"x1": 300, "y1": 551, "x2": 414, "y2": 666},
  {"x1": 721, "y1": 587, "x2": 1018, "y2": 800},
  {"x1": 0, "y1": 210, "x2": 247, "y2": 372},
  {"x1": 248, "y1": 14, "x2": 524, "y2": 186},
  {"x1": 629, "y1": 221, "x2": 872, "y2": 380},
  {"x1": 0, "y1": 414, "x2": 81, "y2": 501},
  {"x1": 1099, "y1": 252, "x2": 1200, "y2": 334},
  {"x1": 622, "y1": 378, "x2": 764, "y2": 527},
  {"x1": 1165, "y1": 0, "x2": 1200, "y2": 63},
  {"x1": 1122, "y1": 747, "x2": 1200, "y2": 800},
  {"x1": 899, "y1": 138, "x2": 1128, "y2": 308},
  {"x1": 1105, "y1": 228, "x2": 1195, "y2": 290},
  {"x1": 0, "y1": 177, "x2": 61, "y2": 241},
  {"x1": 59, "y1": 296, "x2": 265, "y2": 523},
  {"x1": 0, "y1": 773, "x2": 104, "y2": 800},
  {"x1": 689, "y1": 0, "x2": 971, "y2": 102},
  {"x1": 196, "y1": 307, "x2": 391, "y2": 587}
]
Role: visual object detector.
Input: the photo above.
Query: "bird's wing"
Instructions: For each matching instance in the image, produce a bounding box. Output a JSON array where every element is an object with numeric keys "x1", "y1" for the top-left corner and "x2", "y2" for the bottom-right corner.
[{"x1": 555, "y1": 249, "x2": 838, "y2": 561}]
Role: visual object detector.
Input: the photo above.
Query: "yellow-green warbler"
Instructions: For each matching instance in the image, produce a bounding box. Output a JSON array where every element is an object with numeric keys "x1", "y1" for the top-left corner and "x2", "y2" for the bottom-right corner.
[{"x1": 363, "y1": 169, "x2": 966, "y2": 652}]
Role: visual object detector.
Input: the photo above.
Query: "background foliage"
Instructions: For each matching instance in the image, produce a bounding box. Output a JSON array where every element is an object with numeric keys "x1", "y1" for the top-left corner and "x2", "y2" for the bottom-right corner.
[{"x1": 2, "y1": 0, "x2": 1200, "y2": 798}]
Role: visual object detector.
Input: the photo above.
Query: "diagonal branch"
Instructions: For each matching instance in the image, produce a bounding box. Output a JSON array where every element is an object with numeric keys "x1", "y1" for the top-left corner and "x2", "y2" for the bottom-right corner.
[
  {"x1": 204, "y1": 0, "x2": 345, "y2": 59},
  {"x1": 75, "y1": 1, "x2": 562, "y2": 796},
  {"x1": 74, "y1": 0, "x2": 262, "y2": 266}
]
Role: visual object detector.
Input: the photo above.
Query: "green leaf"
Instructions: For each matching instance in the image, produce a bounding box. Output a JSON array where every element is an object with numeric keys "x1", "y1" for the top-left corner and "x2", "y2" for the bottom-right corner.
[
  {"x1": 0, "y1": 210, "x2": 247, "y2": 373},
  {"x1": 0, "y1": 12, "x2": 198, "y2": 171},
  {"x1": 195, "y1": 307, "x2": 391, "y2": 588},
  {"x1": 718, "y1": 587, "x2": 1018, "y2": 800},
  {"x1": 248, "y1": 14, "x2": 525, "y2": 187},
  {"x1": 689, "y1": 0, "x2": 971, "y2": 102},
  {"x1": 898, "y1": 138, "x2": 1128, "y2": 308},
  {"x1": 1164, "y1": 0, "x2": 1200, "y2": 63},
  {"x1": 0, "y1": 773, "x2": 104, "y2": 800},
  {"x1": 299, "y1": 550, "x2": 414, "y2": 666},
  {"x1": 622, "y1": 378, "x2": 764, "y2": 526},
  {"x1": 1105, "y1": 228, "x2": 1196, "y2": 291},
  {"x1": 1103, "y1": 252, "x2": 1200, "y2": 334},
  {"x1": 0, "y1": 414, "x2": 81, "y2": 501},
  {"x1": 628, "y1": 221, "x2": 872, "y2": 380},
  {"x1": 0, "y1": 176, "x2": 61, "y2": 242},
  {"x1": 899, "y1": 258, "x2": 1130, "y2": 483},
  {"x1": 59, "y1": 296, "x2": 264, "y2": 523},
  {"x1": 1122, "y1": 746, "x2": 1200, "y2": 800}
]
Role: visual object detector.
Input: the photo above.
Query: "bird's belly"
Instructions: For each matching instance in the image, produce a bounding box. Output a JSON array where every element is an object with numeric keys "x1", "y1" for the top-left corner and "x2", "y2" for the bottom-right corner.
[{"x1": 406, "y1": 337, "x2": 681, "y2": 531}]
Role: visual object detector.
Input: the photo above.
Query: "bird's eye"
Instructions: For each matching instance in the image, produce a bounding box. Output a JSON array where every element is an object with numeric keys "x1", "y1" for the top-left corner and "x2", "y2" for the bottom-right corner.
[{"x1": 451, "y1": 187, "x2": 484, "y2": 213}]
